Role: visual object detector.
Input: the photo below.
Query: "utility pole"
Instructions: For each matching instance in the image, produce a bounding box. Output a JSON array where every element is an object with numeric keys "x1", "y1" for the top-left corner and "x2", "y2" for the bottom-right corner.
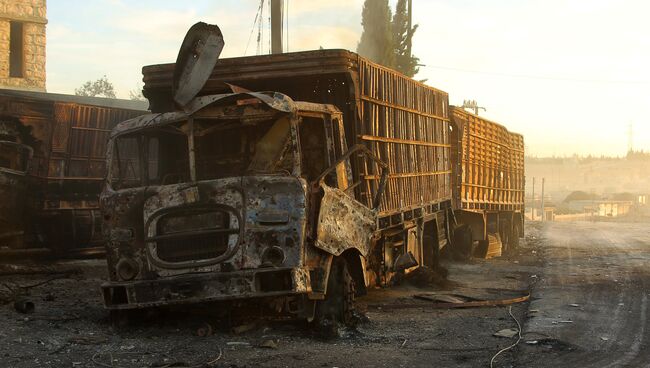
[
  {"x1": 531, "y1": 177, "x2": 535, "y2": 221},
  {"x1": 271, "y1": 0, "x2": 283, "y2": 54},
  {"x1": 461, "y1": 100, "x2": 486, "y2": 115},
  {"x1": 541, "y1": 178, "x2": 546, "y2": 222},
  {"x1": 628, "y1": 123, "x2": 634, "y2": 154}
]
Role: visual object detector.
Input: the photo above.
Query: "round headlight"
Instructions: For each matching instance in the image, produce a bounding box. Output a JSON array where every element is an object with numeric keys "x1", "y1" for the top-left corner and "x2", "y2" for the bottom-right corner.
[
  {"x1": 261, "y1": 246, "x2": 285, "y2": 267},
  {"x1": 116, "y1": 258, "x2": 140, "y2": 281}
]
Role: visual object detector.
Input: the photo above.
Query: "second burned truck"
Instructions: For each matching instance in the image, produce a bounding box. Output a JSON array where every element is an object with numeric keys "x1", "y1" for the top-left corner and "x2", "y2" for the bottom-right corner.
[{"x1": 100, "y1": 24, "x2": 524, "y2": 325}]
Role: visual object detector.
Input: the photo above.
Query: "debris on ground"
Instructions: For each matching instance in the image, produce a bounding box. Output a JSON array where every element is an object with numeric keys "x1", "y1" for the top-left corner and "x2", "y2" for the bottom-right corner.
[
  {"x1": 226, "y1": 342, "x2": 251, "y2": 347},
  {"x1": 68, "y1": 335, "x2": 109, "y2": 345},
  {"x1": 196, "y1": 322, "x2": 214, "y2": 337},
  {"x1": 395, "y1": 265, "x2": 449, "y2": 287},
  {"x1": 232, "y1": 322, "x2": 257, "y2": 335},
  {"x1": 13, "y1": 298, "x2": 34, "y2": 314},
  {"x1": 494, "y1": 328, "x2": 519, "y2": 338},
  {"x1": 413, "y1": 293, "x2": 476, "y2": 304},
  {"x1": 259, "y1": 339, "x2": 279, "y2": 349}
]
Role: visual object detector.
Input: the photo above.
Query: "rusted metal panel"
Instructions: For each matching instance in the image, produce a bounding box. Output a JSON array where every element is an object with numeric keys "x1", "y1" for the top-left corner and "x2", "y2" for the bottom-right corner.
[
  {"x1": 316, "y1": 184, "x2": 376, "y2": 257},
  {"x1": 173, "y1": 22, "x2": 225, "y2": 107},
  {"x1": 450, "y1": 107, "x2": 525, "y2": 212}
]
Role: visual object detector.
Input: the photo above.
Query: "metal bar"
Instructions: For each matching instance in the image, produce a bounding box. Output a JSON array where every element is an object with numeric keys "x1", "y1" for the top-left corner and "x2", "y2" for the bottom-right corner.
[
  {"x1": 462, "y1": 183, "x2": 524, "y2": 191},
  {"x1": 45, "y1": 176, "x2": 104, "y2": 180},
  {"x1": 364, "y1": 170, "x2": 451, "y2": 180},
  {"x1": 146, "y1": 228, "x2": 238, "y2": 242},
  {"x1": 468, "y1": 132, "x2": 525, "y2": 153},
  {"x1": 359, "y1": 134, "x2": 451, "y2": 148},
  {"x1": 70, "y1": 126, "x2": 112, "y2": 133},
  {"x1": 360, "y1": 95, "x2": 450, "y2": 122}
]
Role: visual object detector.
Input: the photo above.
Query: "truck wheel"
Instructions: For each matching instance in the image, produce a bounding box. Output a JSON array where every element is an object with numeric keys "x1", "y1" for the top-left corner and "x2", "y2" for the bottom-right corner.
[
  {"x1": 499, "y1": 221, "x2": 511, "y2": 254},
  {"x1": 453, "y1": 225, "x2": 474, "y2": 261},
  {"x1": 314, "y1": 256, "x2": 356, "y2": 335},
  {"x1": 510, "y1": 221, "x2": 521, "y2": 250},
  {"x1": 109, "y1": 310, "x2": 132, "y2": 329}
]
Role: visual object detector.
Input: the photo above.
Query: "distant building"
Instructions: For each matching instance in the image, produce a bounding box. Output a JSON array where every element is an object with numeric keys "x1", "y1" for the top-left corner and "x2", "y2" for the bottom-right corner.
[
  {"x1": 0, "y1": 0, "x2": 47, "y2": 91},
  {"x1": 565, "y1": 200, "x2": 633, "y2": 218}
]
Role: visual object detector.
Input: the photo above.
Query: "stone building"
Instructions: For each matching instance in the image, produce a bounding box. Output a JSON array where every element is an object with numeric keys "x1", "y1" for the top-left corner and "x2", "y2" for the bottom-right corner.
[{"x1": 0, "y1": 0, "x2": 47, "y2": 91}]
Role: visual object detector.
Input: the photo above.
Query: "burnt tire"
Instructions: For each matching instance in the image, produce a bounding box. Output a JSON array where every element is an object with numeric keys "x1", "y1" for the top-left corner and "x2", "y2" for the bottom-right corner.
[
  {"x1": 500, "y1": 221, "x2": 511, "y2": 254},
  {"x1": 314, "y1": 257, "x2": 356, "y2": 335},
  {"x1": 453, "y1": 225, "x2": 474, "y2": 261},
  {"x1": 510, "y1": 221, "x2": 521, "y2": 250}
]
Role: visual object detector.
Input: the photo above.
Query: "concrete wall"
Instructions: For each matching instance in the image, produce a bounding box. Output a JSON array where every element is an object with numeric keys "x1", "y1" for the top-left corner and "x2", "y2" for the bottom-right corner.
[{"x1": 0, "y1": 0, "x2": 47, "y2": 91}]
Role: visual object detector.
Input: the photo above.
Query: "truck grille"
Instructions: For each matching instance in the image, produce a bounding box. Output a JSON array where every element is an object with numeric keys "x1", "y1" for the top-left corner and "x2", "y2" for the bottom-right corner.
[
  {"x1": 150, "y1": 208, "x2": 239, "y2": 265},
  {"x1": 156, "y1": 232, "x2": 230, "y2": 263}
]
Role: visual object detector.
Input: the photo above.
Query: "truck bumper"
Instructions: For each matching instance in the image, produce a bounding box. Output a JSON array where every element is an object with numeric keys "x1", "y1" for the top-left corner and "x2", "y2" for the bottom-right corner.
[{"x1": 101, "y1": 266, "x2": 311, "y2": 310}]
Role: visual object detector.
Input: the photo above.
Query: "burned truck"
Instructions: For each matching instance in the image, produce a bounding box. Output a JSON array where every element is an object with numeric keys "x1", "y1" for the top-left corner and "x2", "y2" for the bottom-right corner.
[
  {"x1": 0, "y1": 89, "x2": 147, "y2": 254},
  {"x1": 101, "y1": 24, "x2": 455, "y2": 324}
]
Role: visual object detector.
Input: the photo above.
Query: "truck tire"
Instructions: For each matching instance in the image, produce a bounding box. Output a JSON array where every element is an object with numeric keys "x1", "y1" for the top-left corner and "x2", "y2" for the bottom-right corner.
[
  {"x1": 499, "y1": 221, "x2": 511, "y2": 254},
  {"x1": 453, "y1": 225, "x2": 474, "y2": 261},
  {"x1": 314, "y1": 256, "x2": 356, "y2": 335},
  {"x1": 510, "y1": 221, "x2": 521, "y2": 250}
]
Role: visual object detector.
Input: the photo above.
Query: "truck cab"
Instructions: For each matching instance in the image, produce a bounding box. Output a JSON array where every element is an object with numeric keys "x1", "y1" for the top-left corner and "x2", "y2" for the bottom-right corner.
[{"x1": 101, "y1": 92, "x2": 385, "y2": 323}]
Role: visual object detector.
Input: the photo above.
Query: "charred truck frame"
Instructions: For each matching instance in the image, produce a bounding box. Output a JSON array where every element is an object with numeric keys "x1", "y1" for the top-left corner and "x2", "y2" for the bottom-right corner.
[{"x1": 101, "y1": 24, "x2": 524, "y2": 324}]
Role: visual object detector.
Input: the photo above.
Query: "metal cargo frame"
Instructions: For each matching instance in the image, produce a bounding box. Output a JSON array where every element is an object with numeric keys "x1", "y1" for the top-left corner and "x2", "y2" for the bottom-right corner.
[
  {"x1": 142, "y1": 49, "x2": 452, "y2": 229},
  {"x1": 450, "y1": 107, "x2": 524, "y2": 212}
]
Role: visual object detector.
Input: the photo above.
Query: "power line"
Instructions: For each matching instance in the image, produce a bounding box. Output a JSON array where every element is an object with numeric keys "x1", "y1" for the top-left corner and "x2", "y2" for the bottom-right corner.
[
  {"x1": 420, "y1": 64, "x2": 650, "y2": 85},
  {"x1": 244, "y1": 0, "x2": 264, "y2": 56}
]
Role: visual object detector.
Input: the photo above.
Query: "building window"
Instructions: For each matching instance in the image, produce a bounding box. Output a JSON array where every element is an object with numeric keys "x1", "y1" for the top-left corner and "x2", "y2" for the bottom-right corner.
[{"x1": 9, "y1": 22, "x2": 24, "y2": 78}]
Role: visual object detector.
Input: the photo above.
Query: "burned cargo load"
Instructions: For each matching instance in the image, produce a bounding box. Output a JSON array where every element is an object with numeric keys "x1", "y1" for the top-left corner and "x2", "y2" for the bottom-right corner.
[{"x1": 102, "y1": 35, "x2": 455, "y2": 325}]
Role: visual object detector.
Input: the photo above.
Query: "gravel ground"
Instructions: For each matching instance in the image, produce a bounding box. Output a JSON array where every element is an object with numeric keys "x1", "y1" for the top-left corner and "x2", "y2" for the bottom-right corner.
[{"x1": 0, "y1": 223, "x2": 550, "y2": 367}]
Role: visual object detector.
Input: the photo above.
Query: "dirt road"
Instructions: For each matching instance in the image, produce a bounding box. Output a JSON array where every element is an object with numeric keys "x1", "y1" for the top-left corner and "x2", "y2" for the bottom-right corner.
[
  {"x1": 518, "y1": 222, "x2": 650, "y2": 367},
  {"x1": 0, "y1": 221, "x2": 647, "y2": 367}
]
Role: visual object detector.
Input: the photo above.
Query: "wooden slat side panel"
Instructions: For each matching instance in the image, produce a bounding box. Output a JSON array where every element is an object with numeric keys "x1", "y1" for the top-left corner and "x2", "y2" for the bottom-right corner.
[
  {"x1": 357, "y1": 58, "x2": 451, "y2": 215},
  {"x1": 451, "y1": 107, "x2": 524, "y2": 211}
]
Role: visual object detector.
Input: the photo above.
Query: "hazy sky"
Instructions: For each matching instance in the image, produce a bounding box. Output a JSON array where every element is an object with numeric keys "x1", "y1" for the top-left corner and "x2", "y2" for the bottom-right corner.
[{"x1": 47, "y1": 0, "x2": 650, "y2": 157}]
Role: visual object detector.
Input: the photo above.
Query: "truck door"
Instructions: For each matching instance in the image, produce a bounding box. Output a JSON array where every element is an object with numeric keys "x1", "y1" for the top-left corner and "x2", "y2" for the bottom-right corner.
[{"x1": 297, "y1": 112, "x2": 387, "y2": 257}]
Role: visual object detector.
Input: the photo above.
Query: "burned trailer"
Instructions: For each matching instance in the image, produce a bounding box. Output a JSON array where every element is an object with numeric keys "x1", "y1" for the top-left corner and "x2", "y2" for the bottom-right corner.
[
  {"x1": 450, "y1": 107, "x2": 525, "y2": 258},
  {"x1": 0, "y1": 89, "x2": 147, "y2": 252},
  {"x1": 0, "y1": 116, "x2": 33, "y2": 249},
  {"x1": 101, "y1": 48, "x2": 454, "y2": 324}
]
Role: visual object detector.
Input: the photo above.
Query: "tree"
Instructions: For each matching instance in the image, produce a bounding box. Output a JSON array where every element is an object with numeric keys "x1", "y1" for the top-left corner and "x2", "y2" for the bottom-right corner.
[
  {"x1": 357, "y1": 0, "x2": 395, "y2": 69},
  {"x1": 128, "y1": 88, "x2": 146, "y2": 101},
  {"x1": 392, "y1": 0, "x2": 420, "y2": 77},
  {"x1": 75, "y1": 76, "x2": 116, "y2": 99}
]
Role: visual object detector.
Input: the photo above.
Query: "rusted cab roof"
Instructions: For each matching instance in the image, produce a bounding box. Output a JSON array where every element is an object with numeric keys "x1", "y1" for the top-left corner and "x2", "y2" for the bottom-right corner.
[{"x1": 110, "y1": 91, "x2": 340, "y2": 139}]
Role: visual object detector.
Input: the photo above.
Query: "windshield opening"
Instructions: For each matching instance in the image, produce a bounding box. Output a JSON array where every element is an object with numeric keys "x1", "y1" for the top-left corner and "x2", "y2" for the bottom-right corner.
[
  {"x1": 0, "y1": 142, "x2": 30, "y2": 173},
  {"x1": 109, "y1": 114, "x2": 296, "y2": 189},
  {"x1": 110, "y1": 124, "x2": 190, "y2": 190},
  {"x1": 194, "y1": 116, "x2": 294, "y2": 181}
]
